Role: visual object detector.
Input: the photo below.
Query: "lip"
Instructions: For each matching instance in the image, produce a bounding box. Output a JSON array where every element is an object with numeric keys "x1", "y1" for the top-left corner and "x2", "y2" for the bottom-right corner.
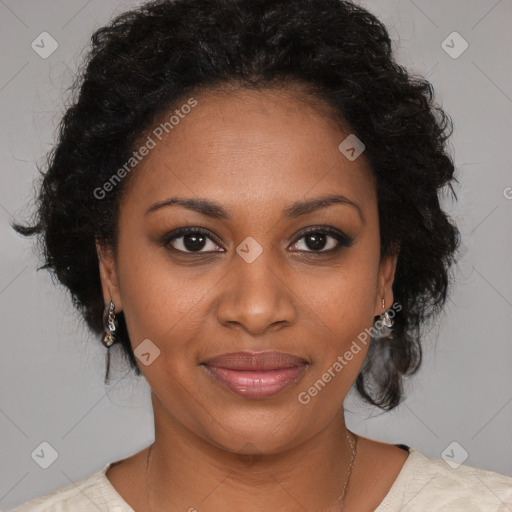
[{"x1": 202, "y1": 351, "x2": 309, "y2": 399}]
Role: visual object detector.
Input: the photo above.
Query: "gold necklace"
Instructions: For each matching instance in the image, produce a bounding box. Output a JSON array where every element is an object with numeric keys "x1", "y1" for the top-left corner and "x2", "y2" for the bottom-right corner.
[
  {"x1": 336, "y1": 429, "x2": 358, "y2": 510},
  {"x1": 144, "y1": 429, "x2": 358, "y2": 510}
]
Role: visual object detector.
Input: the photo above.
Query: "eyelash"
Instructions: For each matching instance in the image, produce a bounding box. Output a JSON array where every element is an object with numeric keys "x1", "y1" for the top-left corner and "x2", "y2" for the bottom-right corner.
[{"x1": 161, "y1": 226, "x2": 354, "y2": 256}]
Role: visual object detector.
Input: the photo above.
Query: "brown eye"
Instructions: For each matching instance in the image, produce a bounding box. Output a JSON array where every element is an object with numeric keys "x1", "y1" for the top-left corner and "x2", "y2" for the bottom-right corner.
[
  {"x1": 290, "y1": 228, "x2": 354, "y2": 254},
  {"x1": 162, "y1": 228, "x2": 223, "y2": 253}
]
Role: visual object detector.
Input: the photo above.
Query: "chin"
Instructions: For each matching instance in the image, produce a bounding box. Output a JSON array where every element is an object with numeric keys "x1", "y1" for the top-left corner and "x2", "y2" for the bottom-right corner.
[{"x1": 196, "y1": 403, "x2": 316, "y2": 456}]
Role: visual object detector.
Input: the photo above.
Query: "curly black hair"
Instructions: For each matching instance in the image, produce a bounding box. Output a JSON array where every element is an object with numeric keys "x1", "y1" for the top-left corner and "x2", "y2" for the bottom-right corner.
[{"x1": 13, "y1": 0, "x2": 461, "y2": 411}]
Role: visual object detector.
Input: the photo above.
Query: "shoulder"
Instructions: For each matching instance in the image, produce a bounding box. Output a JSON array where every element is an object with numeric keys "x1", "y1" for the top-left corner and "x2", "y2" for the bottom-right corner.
[
  {"x1": 8, "y1": 463, "x2": 132, "y2": 512},
  {"x1": 376, "y1": 447, "x2": 512, "y2": 511}
]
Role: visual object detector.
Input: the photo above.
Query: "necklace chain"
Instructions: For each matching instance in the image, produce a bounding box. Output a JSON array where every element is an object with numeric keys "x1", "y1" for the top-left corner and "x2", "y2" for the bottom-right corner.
[
  {"x1": 145, "y1": 429, "x2": 358, "y2": 511},
  {"x1": 337, "y1": 429, "x2": 358, "y2": 510}
]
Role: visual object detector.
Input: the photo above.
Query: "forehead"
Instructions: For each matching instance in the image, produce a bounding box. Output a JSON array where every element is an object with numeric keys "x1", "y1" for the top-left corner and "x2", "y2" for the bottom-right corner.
[{"x1": 121, "y1": 87, "x2": 376, "y2": 220}]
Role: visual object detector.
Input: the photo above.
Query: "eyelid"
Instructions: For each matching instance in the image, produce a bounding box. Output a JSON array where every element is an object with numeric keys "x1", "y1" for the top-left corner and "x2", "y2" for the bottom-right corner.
[
  {"x1": 162, "y1": 227, "x2": 224, "y2": 253},
  {"x1": 291, "y1": 225, "x2": 353, "y2": 244},
  {"x1": 161, "y1": 225, "x2": 354, "y2": 254},
  {"x1": 289, "y1": 226, "x2": 355, "y2": 253}
]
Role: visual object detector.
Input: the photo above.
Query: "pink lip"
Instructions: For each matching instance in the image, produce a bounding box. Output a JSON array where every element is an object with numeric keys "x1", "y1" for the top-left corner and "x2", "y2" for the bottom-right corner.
[{"x1": 202, "y1": 351, "x2": 308, "y2": 399}]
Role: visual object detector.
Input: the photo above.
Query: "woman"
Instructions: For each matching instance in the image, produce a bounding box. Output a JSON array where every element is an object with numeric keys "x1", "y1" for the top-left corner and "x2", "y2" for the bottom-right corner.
[{"x1": 11, "y1": 0, "x2": 512, "y2": 510}]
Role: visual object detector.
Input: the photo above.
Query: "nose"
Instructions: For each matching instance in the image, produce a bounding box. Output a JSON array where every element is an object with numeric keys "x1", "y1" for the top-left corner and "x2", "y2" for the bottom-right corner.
[{"x1": 215, "y1": 246, "x2": 297, "y2": 336}]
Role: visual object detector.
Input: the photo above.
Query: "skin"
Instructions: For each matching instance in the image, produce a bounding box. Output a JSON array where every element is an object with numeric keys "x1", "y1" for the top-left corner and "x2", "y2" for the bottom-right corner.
[{"x1": 97, "y1": 86, "x2": 408, "y2": 511}]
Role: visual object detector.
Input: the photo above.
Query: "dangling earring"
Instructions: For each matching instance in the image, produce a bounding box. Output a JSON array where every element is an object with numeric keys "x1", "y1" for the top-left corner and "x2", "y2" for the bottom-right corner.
[
  {"x1": 380, "y1": 298, "x2": 394, "y2": 328},
  {"x1": 102, "y1": 300, "x2": 118, "y2": 384}
]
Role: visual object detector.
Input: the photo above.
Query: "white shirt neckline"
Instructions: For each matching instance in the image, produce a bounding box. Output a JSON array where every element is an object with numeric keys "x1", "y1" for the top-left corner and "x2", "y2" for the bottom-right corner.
[{"x1": 97, "y1": 446, "x2": 417, "y2": 510}]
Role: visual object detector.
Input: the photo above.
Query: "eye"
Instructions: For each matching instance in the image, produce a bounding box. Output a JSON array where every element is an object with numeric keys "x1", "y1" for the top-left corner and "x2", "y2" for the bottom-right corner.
[
  {"x1": 162, "y1": 227, "x2": 223, "y2": 253},
  {"x1": 161, "y1": 226, "x2": 354, "y2": 255},
  {"x1": 289, "y1": 227, "x2": 354, "y2": 254}
]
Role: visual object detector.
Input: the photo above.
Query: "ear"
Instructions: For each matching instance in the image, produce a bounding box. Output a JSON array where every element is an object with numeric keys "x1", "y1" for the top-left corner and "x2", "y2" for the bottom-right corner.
[
  {"x1": 96, "y1": 240, "x2": 123, "y2": 313},
  {"x1": 374, "y1": 242, "x2": 399, "y2": 316}
]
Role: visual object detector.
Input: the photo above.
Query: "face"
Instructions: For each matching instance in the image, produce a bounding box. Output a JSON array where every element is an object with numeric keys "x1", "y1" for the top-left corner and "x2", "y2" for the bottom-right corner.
[{"x1": 97, "y1": 86, "x2": 397, "y2": 454}]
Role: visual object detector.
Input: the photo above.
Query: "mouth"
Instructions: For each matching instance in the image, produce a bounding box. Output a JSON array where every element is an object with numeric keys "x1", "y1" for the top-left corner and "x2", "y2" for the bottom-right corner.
[{"x1": 201, "y1": 351, "x2": 309, "y2": 399}]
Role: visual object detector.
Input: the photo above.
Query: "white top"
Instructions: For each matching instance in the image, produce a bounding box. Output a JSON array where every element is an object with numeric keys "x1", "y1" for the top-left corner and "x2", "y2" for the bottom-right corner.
[{"x1": 9, "y1": 448, "x2": 512, "y2": 511}]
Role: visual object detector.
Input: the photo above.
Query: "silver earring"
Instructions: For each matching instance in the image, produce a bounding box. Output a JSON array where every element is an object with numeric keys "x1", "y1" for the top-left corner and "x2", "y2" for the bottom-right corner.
[
  {"x1": 102, "y1": 300, "x2": 117, "y2": 383},
  {"x1": 380, "y1": 298, "x2": 394, "y2": 328}
]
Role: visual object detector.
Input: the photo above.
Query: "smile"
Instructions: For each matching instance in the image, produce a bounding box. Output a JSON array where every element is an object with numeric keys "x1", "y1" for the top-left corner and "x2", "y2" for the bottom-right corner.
[{"x1": 201, "y1": 350, "x2": 309, "y2": 399}]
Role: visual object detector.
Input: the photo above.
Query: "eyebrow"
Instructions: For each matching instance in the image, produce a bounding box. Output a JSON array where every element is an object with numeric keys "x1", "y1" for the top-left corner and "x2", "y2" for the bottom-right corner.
[{"x1": 145, "y1": 194, "x2": 364, "y2": 223}]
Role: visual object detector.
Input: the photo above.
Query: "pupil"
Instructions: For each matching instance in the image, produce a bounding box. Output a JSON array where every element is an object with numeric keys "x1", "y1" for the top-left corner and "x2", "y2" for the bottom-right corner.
[
  {"x1": 306, "y1": 233, "x2": 326, "y2": 250},
  {"x1": 181, "y1": 232, "x2": 328, "y2": 252},
  {"x1": 184, "y1": 234, "x2": 206, "y2": 251}
]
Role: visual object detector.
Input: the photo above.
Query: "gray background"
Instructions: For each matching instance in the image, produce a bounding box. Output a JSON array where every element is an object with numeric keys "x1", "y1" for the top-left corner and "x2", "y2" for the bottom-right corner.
[{"x1": 1, "y1": 0, "x2": 511, "y2": 509}]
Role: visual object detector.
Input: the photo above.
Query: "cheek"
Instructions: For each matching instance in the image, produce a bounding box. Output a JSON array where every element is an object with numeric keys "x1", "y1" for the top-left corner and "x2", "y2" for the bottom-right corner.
[
  {"x1": 293, "y1": 250, "x2": 379, "y2": 396},
  {"x1": 115, "y1": 238, "x2": 203, "y2": 353},
  {"x1": 298, "y1": 257, "x2": 379, "y2": 338},
  {"x1": 293, "y1": 275, "x2": 377, "y2": 416}
]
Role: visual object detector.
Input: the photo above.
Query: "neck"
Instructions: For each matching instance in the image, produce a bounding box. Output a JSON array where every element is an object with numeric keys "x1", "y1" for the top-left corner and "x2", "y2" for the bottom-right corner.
[{"x1": 143, "y1": 397, "x2": 357, "y2": 512}]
